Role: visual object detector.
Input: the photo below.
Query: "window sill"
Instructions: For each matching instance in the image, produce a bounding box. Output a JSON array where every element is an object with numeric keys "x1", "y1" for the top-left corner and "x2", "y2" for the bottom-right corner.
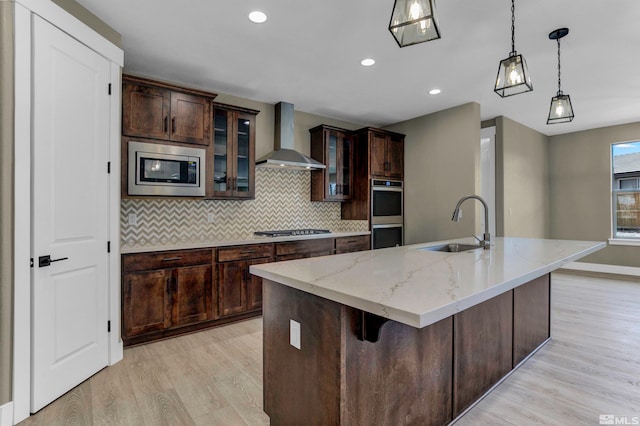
[{"x1": 608, "y1": 238, "x2": 640, "y2": 247}]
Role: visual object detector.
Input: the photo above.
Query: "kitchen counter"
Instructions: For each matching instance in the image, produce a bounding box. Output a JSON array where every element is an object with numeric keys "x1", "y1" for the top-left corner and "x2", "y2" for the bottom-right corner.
[
  {"x1": 251, "y1": 236, "x2": 605, "y2": 328},
  {"x1": 255, "y1": 237, "x2": 606, "y2": 424},
  {"x1": 120, "y1": 231, "x2": 370, "y2": 254}
]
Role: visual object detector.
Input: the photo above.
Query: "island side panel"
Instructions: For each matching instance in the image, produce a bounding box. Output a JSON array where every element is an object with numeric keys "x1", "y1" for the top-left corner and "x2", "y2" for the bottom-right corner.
[
  {"x1": 343, "y1": 309, "x2": 453, "y2": 426},
  {"x1": 453, "y1": 290, "x2": 514, "y2": 417},
  {"x1": 513, "y1": 273, "x2": 551, "y2": 366},
  {"x1": 263, "y1": 279, "x2": 343, "y2": 425}
]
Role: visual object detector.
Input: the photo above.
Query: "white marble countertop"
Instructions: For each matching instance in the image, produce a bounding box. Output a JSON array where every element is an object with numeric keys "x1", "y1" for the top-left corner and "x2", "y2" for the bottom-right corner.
[
  {"x1": 120, "y1": 231, "x2": 371, "y2": 254},
  {"x1": 250, "y1": 237, "x2": 606, "y2": 328}
]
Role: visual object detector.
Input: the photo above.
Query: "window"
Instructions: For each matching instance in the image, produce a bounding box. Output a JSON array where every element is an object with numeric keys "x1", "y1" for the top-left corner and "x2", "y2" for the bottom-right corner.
[{"x1": 612, "y1": 141, "x2": 640, "y2": 239}]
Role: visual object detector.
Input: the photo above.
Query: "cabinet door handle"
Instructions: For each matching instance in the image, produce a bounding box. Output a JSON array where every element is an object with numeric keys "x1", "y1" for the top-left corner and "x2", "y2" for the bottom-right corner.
[
  {"x1": 241, "y1": 249, "x2": 256, "y2": 254},
  {"x1": 171, "y1": 116, "x2": 176, "y2": 133},
  {"x1": 163, "y1": 116, "x2": 168, "y2": 133},
  {"x1": 162, "y1": 257, "x2": 182, "y2": 262},
  {"x1": 232, "y1": 177, "x2": 237, "y2": 190}
]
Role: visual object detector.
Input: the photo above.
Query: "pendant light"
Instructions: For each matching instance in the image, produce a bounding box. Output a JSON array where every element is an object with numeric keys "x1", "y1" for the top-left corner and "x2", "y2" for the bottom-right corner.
[
  {"x1": 389, "y1": 0, "x2": 440, "y2": 47},
  {"x1": 494, "y1": 0, "x2": 533, "y2": 97},
  {"x1": 547, "y1": 28, "x2": 574, "y2": 124}
]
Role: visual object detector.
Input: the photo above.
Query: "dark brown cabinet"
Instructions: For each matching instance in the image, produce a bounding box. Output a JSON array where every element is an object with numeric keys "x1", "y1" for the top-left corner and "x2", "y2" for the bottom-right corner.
[
  {"x1": 453, "y1": 291, "x2": 514, "y2": 417},
  {"x1": 275, "y1": 239, "x2": 334, "y2": 261},
  {"x1": 341, "y1": 127, "x2": 405, "y2": 221},
  {"x1": 122, "y1": 75, "x2": 214, "y2": 146},
  {"x1": 211, "y1": 103, "x2": 258, "y2": 199},
  {"x1": 334, "y1": 235, "x2": 370, "y2": 254},
  {"x1": 217, "y1": 244, "x2": 273, "y2": 317},
  {"x1": 122, "y1": 249, "x2": 214, "y2": 345},
  {"x1": 123, "y1": 269, "x2": 172, "y2": 337},
  {"x1": 121, "y1": 235, "x2": 370, "y2": 346},
  {"x1": 309, "y1": 125, "x2": 353, "y2": 201},
  {"x1": 370, "y1": 131, "x2": 404, "y2": 179},
  {"x1": 513, "y1": 274, "x2": 550, "y2": 366}
]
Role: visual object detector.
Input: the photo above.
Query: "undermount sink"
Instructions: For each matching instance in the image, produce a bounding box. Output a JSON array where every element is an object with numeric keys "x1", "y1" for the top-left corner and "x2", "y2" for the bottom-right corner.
[{"x1": 420, "y1": 243, "x2": 483, "y2": 253}]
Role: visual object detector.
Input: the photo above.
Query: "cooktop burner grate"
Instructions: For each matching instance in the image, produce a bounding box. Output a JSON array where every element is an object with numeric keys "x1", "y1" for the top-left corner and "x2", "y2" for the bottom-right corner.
[{"x1": 254, "y1": 229, "x2": 331, "y2": 237}]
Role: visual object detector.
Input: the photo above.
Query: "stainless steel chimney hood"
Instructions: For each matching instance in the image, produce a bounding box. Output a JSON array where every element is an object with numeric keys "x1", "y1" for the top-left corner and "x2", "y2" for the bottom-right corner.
[{"x1": 256, "y1": 102, "x2": 326, "y2": 170}]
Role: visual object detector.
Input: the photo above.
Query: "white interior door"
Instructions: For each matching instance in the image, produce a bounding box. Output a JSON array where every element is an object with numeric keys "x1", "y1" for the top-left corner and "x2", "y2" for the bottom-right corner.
[{"x1": 31, "y1": 15, "x2": 111, "y2": 412}]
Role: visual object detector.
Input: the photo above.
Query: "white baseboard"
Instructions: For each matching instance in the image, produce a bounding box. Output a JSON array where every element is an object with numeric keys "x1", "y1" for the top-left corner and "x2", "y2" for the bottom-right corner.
[
  {"x1": 561, "y1": 261, "x2": 640, "y2": 277},
  {"x1": 0, "y1": 402, "x2": 13, "y2": 426}
]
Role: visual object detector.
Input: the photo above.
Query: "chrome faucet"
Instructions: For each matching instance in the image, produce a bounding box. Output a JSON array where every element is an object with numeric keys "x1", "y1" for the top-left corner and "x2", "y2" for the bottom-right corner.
[{"x1": 452, "y1": 195, "x2": 491, "y2": 249}]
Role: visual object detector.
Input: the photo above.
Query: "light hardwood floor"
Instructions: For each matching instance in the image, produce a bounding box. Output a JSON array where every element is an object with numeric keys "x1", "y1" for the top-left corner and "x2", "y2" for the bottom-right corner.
[{"x1": 20, "y1": 272, "x2": 640, "y2": 425}]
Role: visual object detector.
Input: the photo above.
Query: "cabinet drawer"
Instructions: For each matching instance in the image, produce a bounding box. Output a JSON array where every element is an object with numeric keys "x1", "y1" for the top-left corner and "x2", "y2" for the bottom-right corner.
[
  {"x1": 335, "y1": 235, "x2": 370, "y2": 253},
  {"x1": 276, "y1": 238, "x2": 334, "y2": 256},
  {"x1": 123, "y1": 249, "x2": 213, "y2": 272},
  {"x1": 218, "y1": 244, "x2": 274, "y2": 262}
]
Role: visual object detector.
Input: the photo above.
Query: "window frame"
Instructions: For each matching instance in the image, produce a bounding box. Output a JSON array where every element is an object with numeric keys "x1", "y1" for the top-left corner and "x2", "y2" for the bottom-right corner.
[{"x1": 611, "y1": 141, "x2": 640, "y2": 243}]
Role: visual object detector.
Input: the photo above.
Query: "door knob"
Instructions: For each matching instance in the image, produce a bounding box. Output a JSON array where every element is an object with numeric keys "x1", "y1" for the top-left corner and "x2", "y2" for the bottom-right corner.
[{"x1": 38, "y1": 255, "x2": 69, "y2": 268}]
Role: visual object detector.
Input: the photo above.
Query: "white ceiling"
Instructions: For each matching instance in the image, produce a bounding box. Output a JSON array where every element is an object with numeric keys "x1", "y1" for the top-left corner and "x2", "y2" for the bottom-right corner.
[{"x1": 77, "y1": 0, "x2": 640, "y2": 136}]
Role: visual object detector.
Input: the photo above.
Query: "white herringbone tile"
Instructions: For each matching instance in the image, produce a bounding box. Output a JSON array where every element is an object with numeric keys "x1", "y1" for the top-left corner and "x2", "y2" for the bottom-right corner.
[{"x1": 121, "y1": 168, "x2": 368, "y2": 249}]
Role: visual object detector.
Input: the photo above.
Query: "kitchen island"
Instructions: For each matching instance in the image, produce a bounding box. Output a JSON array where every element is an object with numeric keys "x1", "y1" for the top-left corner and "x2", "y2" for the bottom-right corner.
[{"x1": 250, "y1": 237, "x2": 605, "y2": 425}]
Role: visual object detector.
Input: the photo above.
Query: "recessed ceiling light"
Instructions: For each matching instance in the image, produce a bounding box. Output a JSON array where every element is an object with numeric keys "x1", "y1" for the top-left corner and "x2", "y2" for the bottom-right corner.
[
  {"x1": 429, "y1": 88, "x2": 441, "y2": 95},
  {"x1": 249, "y1": 11, "x2": 267, "y2": 23},
  {"x1": 361, "y1": 58, "x2": 375, "y2": 67}
]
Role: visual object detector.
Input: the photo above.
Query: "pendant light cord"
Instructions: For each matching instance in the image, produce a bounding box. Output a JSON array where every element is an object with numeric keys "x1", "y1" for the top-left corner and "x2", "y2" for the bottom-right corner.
[
  {"x1": 556, "y1": 38, "x2": 562, "y2": 94},
  {"x1": 511, "y1": 0, "x2": 516, "y2": 54}
]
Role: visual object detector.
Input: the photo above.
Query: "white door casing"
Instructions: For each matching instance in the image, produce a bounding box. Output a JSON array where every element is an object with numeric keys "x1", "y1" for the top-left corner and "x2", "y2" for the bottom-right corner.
[{"x1": 31, "y1": 15, "x2": 110, "y2": 412}]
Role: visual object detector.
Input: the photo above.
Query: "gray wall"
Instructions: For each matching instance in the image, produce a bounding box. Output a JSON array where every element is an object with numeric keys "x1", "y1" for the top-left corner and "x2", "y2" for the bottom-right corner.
[
  {"x1": 385, "y1": 103, "x2": 481, "y2": 245},
  {"x1": 0, "y1": 0, "x2": 14, "y2": 407},
  {"x1": 495, "y1": 116, "x2": 550, "y2": 238},
  {"x1": 549, "y1": 121, "x2": 640, "y2": 267}
]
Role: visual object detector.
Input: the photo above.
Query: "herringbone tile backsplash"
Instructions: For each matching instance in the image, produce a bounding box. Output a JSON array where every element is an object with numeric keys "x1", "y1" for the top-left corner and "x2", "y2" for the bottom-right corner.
[{"x1": 121, "y1": 168, "x2": 368, "y2": 249}]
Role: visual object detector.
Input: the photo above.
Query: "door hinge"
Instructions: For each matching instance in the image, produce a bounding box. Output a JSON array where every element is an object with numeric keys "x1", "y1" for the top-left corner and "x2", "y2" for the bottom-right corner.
[
  {"x1": 108, "y1": 83, "x2": 111, "y2": 95},
  {"x1": 107, "y1": 241, "x2": 111, "y2": 253},
  {"x1": 107, "y1": 161, "x2": 111, "y2": 174},
  {"x1": 107, "y1": 320, "x2": 111, "y2": 333},
  {"x1": 30, "y1": 258, "x2": 34, "y2": 268}
]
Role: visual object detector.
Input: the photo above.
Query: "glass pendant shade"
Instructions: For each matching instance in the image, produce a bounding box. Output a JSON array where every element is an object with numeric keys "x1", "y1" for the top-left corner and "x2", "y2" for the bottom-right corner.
[
  {"x1": 547, "y1": 28, "x2": 573, "y2": 125},
  {"x1": 389, "y1": 0, "x2": 440, "y2": 47},
  {"x1": 547, "y1": 92, "x2": 574, "y2": 124},
  {"x1": 494, "y1": 53, "x2": 533, "y2": 97}
]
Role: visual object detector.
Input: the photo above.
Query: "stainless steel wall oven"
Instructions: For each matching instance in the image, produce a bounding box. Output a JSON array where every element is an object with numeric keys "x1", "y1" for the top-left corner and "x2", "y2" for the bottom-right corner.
[{"x1": 371, "y1": 179, "x2": 403, "y2": 249}]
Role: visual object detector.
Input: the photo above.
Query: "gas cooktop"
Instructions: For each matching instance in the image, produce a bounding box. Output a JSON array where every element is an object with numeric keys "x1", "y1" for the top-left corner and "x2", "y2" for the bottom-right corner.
[{"x1": 254, "y1": 229, "x2": 331, "y2": 237}]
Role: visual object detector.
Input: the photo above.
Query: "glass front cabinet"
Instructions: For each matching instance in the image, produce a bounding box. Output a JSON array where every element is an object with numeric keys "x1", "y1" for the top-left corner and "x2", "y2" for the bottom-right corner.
[
  {"x1": 211, "y1": 103, "x2": 258, "y2": 199},
  {"x1": 309, "y1": 125, "x2": 353, "y2": 202}
]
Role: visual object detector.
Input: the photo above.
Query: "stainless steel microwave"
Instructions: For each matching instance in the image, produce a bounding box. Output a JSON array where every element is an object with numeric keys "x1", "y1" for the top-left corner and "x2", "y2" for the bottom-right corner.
[{"x1": 128, "y1": 141, "x2": 205, "y2": 196}]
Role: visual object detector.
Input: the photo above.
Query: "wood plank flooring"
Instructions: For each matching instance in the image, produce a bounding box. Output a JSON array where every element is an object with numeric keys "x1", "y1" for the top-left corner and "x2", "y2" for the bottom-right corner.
[{"x1": 20, "y1": 272, "x2": 640, "y2": 425}]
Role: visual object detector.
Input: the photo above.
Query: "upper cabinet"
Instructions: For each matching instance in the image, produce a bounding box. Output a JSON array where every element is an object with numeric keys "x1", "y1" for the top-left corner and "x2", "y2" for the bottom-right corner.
[
  {"x1": 369, "y1": 130, "x2": 404, "y2": 179},
  {"x1": 309, "y1": 125, "x2": 353, "y2": 202},
  {"x1": 122, "y1": 75, "x2": 215, "y2": 146},
  {"x1": 210, "y1": 103, "x2": 259, "y2": 199},
  {"x1": 341, "y1": 127, "x2": 405, "y2": 221}
]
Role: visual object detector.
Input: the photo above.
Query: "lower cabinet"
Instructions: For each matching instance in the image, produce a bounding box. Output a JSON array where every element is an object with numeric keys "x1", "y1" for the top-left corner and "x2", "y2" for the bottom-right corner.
[
  {"x1": 122, "y1": 249, "x2": 214, "y2": 345},
  {"x1": 122, "y1": 235, "x2": 371, "y2": 345},
  {"x1": 334, "y1": 235, "x2": 370, "y2": 254},
  {"x1": 217, "y1": 244, "x2": 274, "y2": 318},
  {"x1": 275, "y1": 239, "x2": 334, "y2": 261}
]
